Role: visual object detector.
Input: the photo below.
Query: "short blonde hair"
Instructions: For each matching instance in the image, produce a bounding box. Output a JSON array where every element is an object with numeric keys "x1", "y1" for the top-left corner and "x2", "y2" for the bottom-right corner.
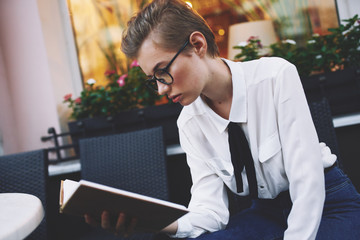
[{"x1": 121, "y1": 0, "x2": 219, "y2": 58}]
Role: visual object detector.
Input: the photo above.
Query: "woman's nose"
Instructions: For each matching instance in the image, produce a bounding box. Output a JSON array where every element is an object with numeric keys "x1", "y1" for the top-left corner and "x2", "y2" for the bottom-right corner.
[{"x1": 157, "y1": 82, "x2": 170, "y2": 95}]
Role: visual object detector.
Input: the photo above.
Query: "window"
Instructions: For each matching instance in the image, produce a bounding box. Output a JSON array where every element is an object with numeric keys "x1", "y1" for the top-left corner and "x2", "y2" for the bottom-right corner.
[{"x1": 67, "y1": 0, "x2": 339, "y2": 86}]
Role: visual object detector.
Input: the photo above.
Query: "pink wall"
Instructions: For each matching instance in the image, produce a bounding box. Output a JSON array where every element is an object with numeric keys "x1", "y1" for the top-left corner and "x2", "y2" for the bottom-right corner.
[
  {"x1": 0, "y1": 0, "x2": 60, "y2": 154},
  {"x1": 0, "y1": 45, "x2": 19, "y2": 154}
]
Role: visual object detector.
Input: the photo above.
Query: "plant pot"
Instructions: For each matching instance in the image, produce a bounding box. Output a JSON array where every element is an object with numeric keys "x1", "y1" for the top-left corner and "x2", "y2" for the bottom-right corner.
[
  {"x1": 301, "y1": 67, "x2": 360, "y2": 116},
  {"x1": 68, "y1": 103, "x2": 183, "y2": 155}
]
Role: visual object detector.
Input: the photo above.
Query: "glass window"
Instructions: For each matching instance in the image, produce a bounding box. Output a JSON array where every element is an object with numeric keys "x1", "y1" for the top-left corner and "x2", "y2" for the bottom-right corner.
[{"x1": 67, "y1": 0, "x2": 339, "y2": 86}]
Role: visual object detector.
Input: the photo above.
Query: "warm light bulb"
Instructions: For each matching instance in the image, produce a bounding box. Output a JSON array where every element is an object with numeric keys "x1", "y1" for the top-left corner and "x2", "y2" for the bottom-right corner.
[{"x1": 218, "y1": 29, "x2": 225, "y2": 36}]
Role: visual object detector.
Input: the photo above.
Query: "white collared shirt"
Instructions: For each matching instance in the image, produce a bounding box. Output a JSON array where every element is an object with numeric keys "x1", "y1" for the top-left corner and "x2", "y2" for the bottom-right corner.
[{"x1": 174, "y1": 57, "x2": 336, "y2": 239}]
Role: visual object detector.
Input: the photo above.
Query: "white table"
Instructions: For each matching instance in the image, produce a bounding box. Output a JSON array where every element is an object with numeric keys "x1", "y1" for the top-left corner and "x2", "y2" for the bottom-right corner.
[{"x1": 0, "y1": 193, "x2": 44, "y2": 240}]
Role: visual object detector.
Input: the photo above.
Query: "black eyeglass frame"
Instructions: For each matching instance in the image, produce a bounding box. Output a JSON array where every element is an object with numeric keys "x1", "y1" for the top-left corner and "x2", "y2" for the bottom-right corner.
[{"x1": 146, "y1": 39, "x2": 190, "y2": 91}]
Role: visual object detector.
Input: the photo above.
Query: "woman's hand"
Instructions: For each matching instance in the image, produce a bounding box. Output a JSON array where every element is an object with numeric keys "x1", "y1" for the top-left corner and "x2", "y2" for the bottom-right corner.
[{"x1": 84, "y1": 211, "x2": 138, "y2": 237}]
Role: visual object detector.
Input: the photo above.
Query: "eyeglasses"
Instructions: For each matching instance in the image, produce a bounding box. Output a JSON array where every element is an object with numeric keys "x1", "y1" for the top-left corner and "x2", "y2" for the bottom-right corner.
[{"x1": 146, "y1": 39, "x2": 189, "y2": 92}]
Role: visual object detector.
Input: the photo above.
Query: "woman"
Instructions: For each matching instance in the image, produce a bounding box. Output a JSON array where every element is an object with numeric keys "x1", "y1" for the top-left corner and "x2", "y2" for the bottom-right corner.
[{"x1": 85, "y1": 0, "x2": 360, "y2": 239}]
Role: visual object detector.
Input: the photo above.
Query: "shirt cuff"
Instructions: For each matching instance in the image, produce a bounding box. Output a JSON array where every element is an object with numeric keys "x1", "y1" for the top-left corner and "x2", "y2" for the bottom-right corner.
[{"x1": 166, "y1": 214, "x2": 191, "y2": 238}]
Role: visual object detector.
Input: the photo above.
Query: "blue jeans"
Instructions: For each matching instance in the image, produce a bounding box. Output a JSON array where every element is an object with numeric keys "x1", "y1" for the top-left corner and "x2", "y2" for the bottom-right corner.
[{"x1": 190, "y1": 167, "x2": 360, "y2": 240}]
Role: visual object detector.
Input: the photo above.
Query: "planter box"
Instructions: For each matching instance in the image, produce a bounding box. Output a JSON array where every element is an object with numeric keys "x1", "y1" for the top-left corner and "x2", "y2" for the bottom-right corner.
[
  {"x1": 301, "y1": 67, "x2": 360, "y2": 116},
  {"x1": 68, "y1": 103, "x2": 183, "y2": 155},
  {"x1": 67, "y1": 67, "x2": 360, "y2": 156}
]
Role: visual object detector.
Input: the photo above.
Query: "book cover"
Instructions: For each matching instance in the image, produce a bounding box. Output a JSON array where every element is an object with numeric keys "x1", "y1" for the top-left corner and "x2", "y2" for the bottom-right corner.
[{"x1": 59, "y1": 179, "x2": 188, "y2": 232}]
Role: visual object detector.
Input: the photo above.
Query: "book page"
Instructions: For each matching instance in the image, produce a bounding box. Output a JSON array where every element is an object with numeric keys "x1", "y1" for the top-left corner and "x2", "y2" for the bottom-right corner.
[
  {"x1": 79, "y1": 180, "x2": 187, "y2": 210},
  {"x1": 62, "y1": 179, "x2": 80, "y2": 204}
]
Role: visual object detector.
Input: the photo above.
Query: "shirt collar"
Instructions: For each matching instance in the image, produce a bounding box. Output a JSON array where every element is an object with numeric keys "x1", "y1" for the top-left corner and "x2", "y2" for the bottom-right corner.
[{"x1": 198, "y1": 59, "x2": 247, "y2": 133}]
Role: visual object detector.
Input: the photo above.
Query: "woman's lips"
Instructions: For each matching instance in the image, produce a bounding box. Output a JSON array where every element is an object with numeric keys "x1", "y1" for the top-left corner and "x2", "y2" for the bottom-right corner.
[{"x1": 170, "y1": 94, "x2": 181, "y2": 103}]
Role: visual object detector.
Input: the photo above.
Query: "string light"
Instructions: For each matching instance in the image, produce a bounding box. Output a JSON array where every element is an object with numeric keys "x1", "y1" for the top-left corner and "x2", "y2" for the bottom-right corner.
[{"x1": 218, "y1": 29, "x2": 225, "y2": 36}]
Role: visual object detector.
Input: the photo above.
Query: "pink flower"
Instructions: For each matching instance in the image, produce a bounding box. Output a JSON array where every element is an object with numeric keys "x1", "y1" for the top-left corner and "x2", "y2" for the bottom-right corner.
[
  {"x1": 130, "y1": 60, "x2": 140, "y2": 68},
  {"x1": 104, "y1": 70, "x2": 116, "y2": 76},
  {"x1": 117, "y1": 74, "x2": 127, "y2": 87},
  {"x1": 74, "y1": 97, "x2": 81, "y2": 104},
  {"x1": 247, "y1": 36, "x2": 258, "y2": 42},
  {"x1": 64, "y1": 93, "x2": 72, "y2": 101}
]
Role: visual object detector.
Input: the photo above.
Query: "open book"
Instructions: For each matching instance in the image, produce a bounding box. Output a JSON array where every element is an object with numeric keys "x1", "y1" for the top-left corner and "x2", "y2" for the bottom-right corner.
[{"x1": 59, "y1": 179, "x2": 188, "y2": 232}]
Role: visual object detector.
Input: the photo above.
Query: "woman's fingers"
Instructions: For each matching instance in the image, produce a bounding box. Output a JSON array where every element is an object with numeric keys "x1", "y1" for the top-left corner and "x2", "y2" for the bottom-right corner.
[
  {"x1": 101, "y1": 211, "x2": 112, "y2": 230},
  {"x1": 125, "y1": 217, "x2": 138, "y2": 237},
  {"x1": 84, "y1": 214, "x2": 100, "y2": 228},
  {"x1": 86, "y1": 211, "x2": 138, "y2": 237},
  {"x1": 115, "y1": 213, "x2": 126, "y2": 235},
  {"x1": 114, "y1": 213, "x2": 138, "y2": 237}
]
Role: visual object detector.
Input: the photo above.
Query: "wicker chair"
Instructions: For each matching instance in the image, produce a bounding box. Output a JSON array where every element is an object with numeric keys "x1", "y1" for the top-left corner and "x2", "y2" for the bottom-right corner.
[
  {"x1": 79, "y1": 126, "x2": 169, "y2": 240},
  {"x1": 308, "y1": 97, "x2": 342, "y2": 168},
  {"x1": 0, "y1": 149, "x2": 48, "y2": 240}
]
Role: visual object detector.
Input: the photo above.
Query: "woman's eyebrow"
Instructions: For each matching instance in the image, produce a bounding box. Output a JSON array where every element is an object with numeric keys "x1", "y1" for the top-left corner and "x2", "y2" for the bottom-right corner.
[{"x1": 152, "y1": 61, "x2": 164, "y2": 73}]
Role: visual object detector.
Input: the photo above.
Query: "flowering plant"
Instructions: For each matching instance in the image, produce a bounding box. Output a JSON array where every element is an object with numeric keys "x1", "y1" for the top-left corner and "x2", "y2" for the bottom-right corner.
[
  {"x1": 63, "y1": 60, "x2": 168, "y2": 120},
  {"x1": 233, "y1": 15, "x2": 360, "y2": 77},
  {"x1": 233, "y1": 36, "x2": 263, "y2": 62}
]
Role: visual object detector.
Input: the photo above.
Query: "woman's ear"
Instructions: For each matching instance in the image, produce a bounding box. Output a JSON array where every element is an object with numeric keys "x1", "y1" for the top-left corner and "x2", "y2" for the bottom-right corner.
[{"x1": 189, "y1": 31, "x2": 207, "y2": 57}]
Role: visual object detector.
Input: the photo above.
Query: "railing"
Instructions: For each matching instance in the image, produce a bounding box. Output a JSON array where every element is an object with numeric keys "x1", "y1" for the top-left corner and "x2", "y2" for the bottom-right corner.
[
  {"x1": 41, "y1": 104, "x2": 183, "y2": 165},
  {"x1": 41, "y1": 127, "x2": 79, "y2": 164}
]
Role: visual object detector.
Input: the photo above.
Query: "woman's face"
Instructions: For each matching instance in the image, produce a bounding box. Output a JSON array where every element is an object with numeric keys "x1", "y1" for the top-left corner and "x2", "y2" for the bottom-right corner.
[{"x1": 137, "y1": 36, "x2": 207, "y2": 106}]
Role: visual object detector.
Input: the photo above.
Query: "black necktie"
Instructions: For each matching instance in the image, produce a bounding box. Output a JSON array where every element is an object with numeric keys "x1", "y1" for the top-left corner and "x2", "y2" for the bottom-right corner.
[{"x1": 228, "y1": 122, "x2": 258, "y2": 198}]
